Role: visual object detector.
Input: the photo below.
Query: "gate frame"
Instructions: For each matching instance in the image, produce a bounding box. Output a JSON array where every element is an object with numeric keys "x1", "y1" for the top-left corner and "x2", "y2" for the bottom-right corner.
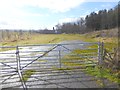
[{"x1": 0, "y1": 42, "x2": 104, "y2": 89}]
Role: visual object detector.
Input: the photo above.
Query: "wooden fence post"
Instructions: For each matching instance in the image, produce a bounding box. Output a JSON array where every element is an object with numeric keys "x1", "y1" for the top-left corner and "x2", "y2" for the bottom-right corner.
[
  {"x1": 98, "y1": 42, "x2": 104, "y2": 65},
  {"x1": 118, "y1": 47, "x2": 120, "y2": 88},
  {"x1": 98, "y1": 42, "x2": 101, "y2": 65},
  {"x1": 101, "y1": 42, "x2": 104, "y2": 65},
  {"x1": 98, "y1": 42, "x2": 105, "y2": 87}
]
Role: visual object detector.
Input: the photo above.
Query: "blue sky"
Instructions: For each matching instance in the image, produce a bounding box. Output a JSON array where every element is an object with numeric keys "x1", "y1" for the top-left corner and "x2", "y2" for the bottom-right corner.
[{"x1": 0, "y1": 0, "x2": 119, "y2": 30}]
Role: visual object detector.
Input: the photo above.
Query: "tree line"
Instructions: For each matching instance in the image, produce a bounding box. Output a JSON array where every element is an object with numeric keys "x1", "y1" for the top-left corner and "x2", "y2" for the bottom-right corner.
[
  {"x1": 0, "y1": 29, "x2": 56, "y2": 42},
  {"x1": 0, "y1": 30, "x2": 33, "y2": 42},
  {"x1": 55, "y1": 2, "x2": 120, "y2": 34}
]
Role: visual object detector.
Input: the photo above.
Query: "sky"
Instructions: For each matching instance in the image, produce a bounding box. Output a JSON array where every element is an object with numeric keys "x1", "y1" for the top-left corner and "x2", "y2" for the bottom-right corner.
[{"x1": 0, "y1": 0, "x2": 119, "y2": 30}]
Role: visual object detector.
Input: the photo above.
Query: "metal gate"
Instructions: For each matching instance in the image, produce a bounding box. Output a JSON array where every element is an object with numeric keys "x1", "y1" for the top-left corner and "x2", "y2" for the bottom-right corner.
[{"x1": 0, "y1": 42, "x2": 105, "y2": 89}]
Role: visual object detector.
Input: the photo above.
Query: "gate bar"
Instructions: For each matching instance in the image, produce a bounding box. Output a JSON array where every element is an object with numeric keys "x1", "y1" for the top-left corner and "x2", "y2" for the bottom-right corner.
[{"x1": 16, "y1": 46, "x2": 27, "y2": 90}]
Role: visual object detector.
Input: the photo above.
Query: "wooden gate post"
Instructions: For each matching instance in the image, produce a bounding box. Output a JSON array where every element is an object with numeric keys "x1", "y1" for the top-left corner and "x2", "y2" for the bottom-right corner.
[
  {"x1": 98, "y1": 42, "x2": 104, "y2": 65},
  {"x1": 98, "y1": 42, "x2": 105, "y2": 87},
  {"x1": 101, "y1": 42, "x2": 104, "y2": 65},
  {"x1": 98, "y1": 42, "x2": 101, "y2": 65}
]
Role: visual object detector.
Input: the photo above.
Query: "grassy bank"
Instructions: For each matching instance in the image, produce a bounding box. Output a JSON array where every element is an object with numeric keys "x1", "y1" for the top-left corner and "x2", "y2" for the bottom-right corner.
[{"x1": 80, "y1": 28, "x2": 118, "y2": 52}]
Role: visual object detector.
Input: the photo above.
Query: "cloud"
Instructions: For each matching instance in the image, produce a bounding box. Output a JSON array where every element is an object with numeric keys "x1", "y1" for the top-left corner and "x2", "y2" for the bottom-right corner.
[
  {"x1": 0, "y1": 21, "x2": 9, "y2": 25},
  {"x1": 83, "y1": 0, "x2": 119, "y2": 2},
  {"x1": 0, "y1": 0, "x2": 118, "y2": 29},
  {"x1": 0, "y1": 15, "x2": 36, "y2": 29},
  {"x1": 101, "y1": 3, "x2": 113, "y2": 9},
  {"x1": 0, "y1": 0, "x2": 118, "y2": 15},
  {"x1": 0, "y1": 0, "x2": 85, "y2": 29},
  {"x1": 58, "y1": 17, "x2": 79, "y2": 24},
  {"x1": 0, "y1": 20, "x2": 31, "y2": 29},
  {"x1": 0, "y1": 0, "x2": 85, "y2": 13}
]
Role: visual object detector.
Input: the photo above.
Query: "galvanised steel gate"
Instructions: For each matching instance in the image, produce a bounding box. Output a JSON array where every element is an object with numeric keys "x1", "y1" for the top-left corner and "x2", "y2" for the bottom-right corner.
[{"x1": 0, "y1": 42, "x2": 106, "y2": 89}]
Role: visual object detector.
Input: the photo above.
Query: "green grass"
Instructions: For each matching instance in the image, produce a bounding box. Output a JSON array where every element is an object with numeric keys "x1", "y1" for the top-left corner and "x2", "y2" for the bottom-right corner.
[
  {"x1": 61, "y1": 45, "x2": 98, "y2": 68},
  {"x1": 0, "y1": 48, "x2": 15, "y2": 52},
  {"x1": 53, "y1": 67, "x2": 73, "y2": 71},
  {"x1": 0, "y1": 34, "x2": 84, "y2": 46},
  {"x1": 85, "y1": 66, "x2": 120, "y2": 84},
  {"x1": 22, "y1": 69, "x2": 36, "y2": 82},
  {"x1": 73, "y1": 49, "x2": 97, "y2": 54},
  {"x1": 60, "y1": 45, "x2": 120, "y2": 85}
]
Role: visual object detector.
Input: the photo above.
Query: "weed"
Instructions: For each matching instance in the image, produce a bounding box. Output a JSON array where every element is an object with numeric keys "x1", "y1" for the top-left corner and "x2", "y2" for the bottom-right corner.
[{"x1": 22, "y1": 69, "x2": 36, "y2": 82}]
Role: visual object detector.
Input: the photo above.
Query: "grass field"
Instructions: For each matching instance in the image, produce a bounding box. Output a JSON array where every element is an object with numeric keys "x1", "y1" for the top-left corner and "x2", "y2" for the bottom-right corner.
[{"x1": 0, "y1": 30, "x2": 118, "y2": 52}]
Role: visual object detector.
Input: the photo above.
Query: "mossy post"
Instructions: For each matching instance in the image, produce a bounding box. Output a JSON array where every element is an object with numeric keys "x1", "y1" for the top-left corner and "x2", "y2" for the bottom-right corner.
[
  {"x1": 101, "y1": 42, "x2": 104, "y2": 66},
  {"x1": 118, "y1": 47, "x2": 120, "y2": 89},
  {"x1": 98, "y1": 42, "x2": 104, "y2": 65},
  {"x1": 98, "y1": 42, "x2": 105, "y2": 87}
]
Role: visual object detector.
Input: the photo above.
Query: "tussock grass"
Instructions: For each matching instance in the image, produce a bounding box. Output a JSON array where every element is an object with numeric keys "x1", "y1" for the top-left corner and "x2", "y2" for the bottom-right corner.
[
  {"x1": 22, "y1": 69, "x2": 36, "y2": 82},
  {"x1": 85, "y1": 66, "x2": 120, "y2": 84}
]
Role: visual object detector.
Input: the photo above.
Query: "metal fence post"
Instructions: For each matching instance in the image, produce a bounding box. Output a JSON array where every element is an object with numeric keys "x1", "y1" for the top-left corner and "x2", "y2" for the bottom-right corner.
[
  {"x1": 58, "y1": 44, "x2": 61, "y2": 68},
  {"x1": 16, "y1": 46, "x2": 27, "y2": 90}
]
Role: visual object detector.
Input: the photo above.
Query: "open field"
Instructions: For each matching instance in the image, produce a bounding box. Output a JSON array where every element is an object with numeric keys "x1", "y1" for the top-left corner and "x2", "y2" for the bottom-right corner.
[{"x1": 0, "y1": 28, "x2": 118, "y2": 52}]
